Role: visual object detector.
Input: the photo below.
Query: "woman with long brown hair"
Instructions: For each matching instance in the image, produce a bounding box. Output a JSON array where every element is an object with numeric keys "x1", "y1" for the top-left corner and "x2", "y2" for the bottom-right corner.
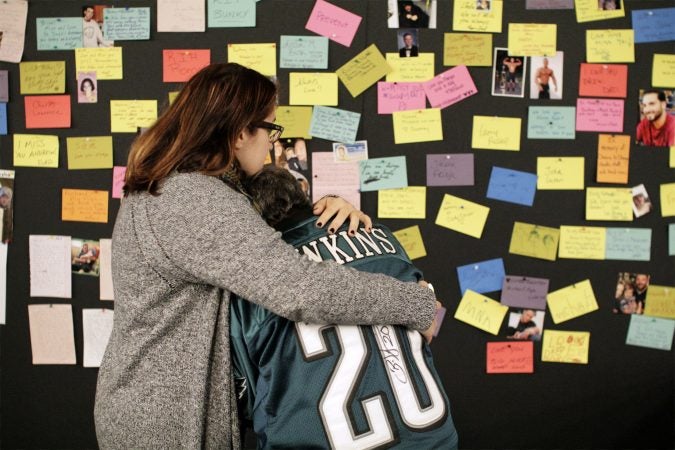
[{"x1": 94, "y1": 63, "x2": 439, "y2": 449}]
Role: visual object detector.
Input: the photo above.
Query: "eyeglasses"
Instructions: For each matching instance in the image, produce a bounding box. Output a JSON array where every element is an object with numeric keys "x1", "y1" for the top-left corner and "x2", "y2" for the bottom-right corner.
[{"x1": 252, "y1": 121, "x2": 284, "y2": 143}]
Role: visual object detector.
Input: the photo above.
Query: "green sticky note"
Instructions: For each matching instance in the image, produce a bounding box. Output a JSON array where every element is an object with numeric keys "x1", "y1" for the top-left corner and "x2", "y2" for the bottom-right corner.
[
  {"x1": 669, "y1": 224, "x2": 675, "y2": 256},
  {"x1": 208, "y1": 0, "x2": 256, "y2": 27},
  {"x1": 67, "y1": 136, "x2": 114, "y2": 169},
  {"x1": 280, "y1": 36, "x2": 328, "y2": 69},
  {"x1": 527, "y1": 106, "x2": 576, "y2": 139},
  {"x1": 605, "y1": 228, "x2": 651, "y2": 261},
  {"x1": 626, "y1": 314, "x2": 675, "y2": 351}
]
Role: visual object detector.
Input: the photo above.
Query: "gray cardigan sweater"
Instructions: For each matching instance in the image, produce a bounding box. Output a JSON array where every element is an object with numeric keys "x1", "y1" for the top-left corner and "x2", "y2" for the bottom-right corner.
[{"x1": 94, "y1": 172, "x2": 436, "y2": 449}]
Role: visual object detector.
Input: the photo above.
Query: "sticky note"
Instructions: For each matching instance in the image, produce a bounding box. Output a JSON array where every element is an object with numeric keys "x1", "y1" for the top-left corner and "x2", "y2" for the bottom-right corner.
[
  {"x1": 112, "y1": 166, "x2": 126, "y2": 199},
  {"x1": 0, "y1": 103, "x2": 6, "y2": 135},
  {"x1": 19, "y1": 61, "x2": 66, "y2": 94},
  {"x1": 279, "y1": 35, "x2": 328, "y2": 69},
  {"x1": 0, "y1": 70, "x2": 8, "y2": 102},
  {"x1": 537, "y1": 157, "x2": 584, "y2": 190},
  {"x1": 527, "y1": 106, "x2": 576, "y2": 139},
  {"x1": 157, "y1": 0, "x2": 205, "y2": 32},
  {"x1": 526, "y1": 0, "x2": 573, "y2": 9},
  {"x1": 508, "y1": 23, "x2": 556, "y2": 57},
  {"x1": 576, "y1": 98, "x2": 624, "y2": 132},
  {"x1": 575, "y1": 0, "x2": 624, "y2": 22},
  {"x1": 276, "y1": 106, "x2": 313, "y2": 139},
  {"x1": 207, "y1": 0, "x2": 256, "y2": 28},
  {"x1": 377, "y1": 82, "x2": 426, "y2": 114},
  {"x1": 36, "y1": 18, "x2": 82, "y2": 50},
  {"x1": 29, "y1": 235, "x2": 71, "y2": 298},
  {"x1": 104, "y1": 7, "x2": 151, "y2": 40},
  {"x1": 472, "y1": 116, "x2": 521, "y2": 151},
  {"x1": 99, "y1": 239, "x2": 114, "y2": 300},
  {"x1": 393, "y1": 225, "x2": 426, "y2": 260},
  {"x1": 392, "y1": 109, "x2": 443, "y2": 144},
  {"x1": 661, "y1": 183, "x2": 675, "y2": 217},
  {"x1": 13, "y1": 134, "x2": 59, "y2": 167},
  {"x1": 110, "y1": 100, "x2": 157, "y2": 133},
  {"x1": 486, "y1": 167, "x2": 537, "y2": 207},
  {"x1": 168, "y1": 91, "x2": 179, "y2": 105},
  {"x1": 453, "y1": 0, "x2": 503, "y2": 33},
  {"x1": 586, "y1": 29, "x2": 634, "y2": 63},
  {"x1": 443, "y1": 33, "x2": 492, "y2": 67},
  {"x1": 542, "y1": 330, "x2": 590, "y2": 364},
  {"x1": 309, "y1": 105, "x2": 360, "y2": 144},
  {"x1": 378, "y1": 187, "x2": 425, "y2": 219},
  {"x1": 671, "y1": 147, "x2": 675, "y2": 168},
  {"x1": 62, "y1": 189, "x2": 108, "y2": 223},
  {"x1": 457, "y1": 258, "x2": 505, "y2": 295},
  {"x1": 644, "y1": 285, "x2": 675, "y2": 319},
  {"x1": 632, "y1": 7, "x2": 675, "y2": 43},
  {"x1": 83, "y1": 308, "x2": 115, "y2": 367},
  {"x1": 670, "y1": 223, "x2": 675, "y2": 256},
  {"x1": 163, "y1": 49, "x2": 211, "y2": 82},
  {"x1": 24, "y1": 95, "x2": 71, "y2": 129},
  {"x1": 652, "y1": 54, "x2": 675, "y2": 89},
  {"x1": 228, "y1": 43, "x2": 276, "y2": 77},
  {"x1": 597, "y1": 134, "x2": 630, "y2": 184},
  {"x1": 359, "y1": 156, "x2": 407, "y2": 192},
  {"x1": 423, "y1": 66, "x2": 477, "y2": 109},
  {"x1": 559, "y1": 226, "x2": 606, "y2": 260},
  {"x1": 454, "y1": 290, "x2": 508, "y2": 335},
  {"x1": 28, "y1": 304, "x2": 76, "y2": 364},
  {"x1": 0, "y1": 0, "x2": 28, "y2": 64},
  {"x1": 626, "y1": 315, "x2": 675, "y2": 351},
  {"x1": 66, "y1": 136, "x2": 113, "y2": 170},
  {"x1": 501, "y1": 276, "x2": 549, "y2": 310},
  {"x1": 578, "y1": 63, "x2": 628, "y2": 98},
  {"x1": 426, "y1": 153, "x2": 474, "y2": 186},
  {"x1": 605, "y1": 228, "x2": 651, "y2": 261},
  {"x1": 312, "y1": 152, "x2": 360, "y2": 209},
  {"x1": 305, "y1": 0, "x2": 361, "y2": 47},
  {"x1": 435, "y1": 194, "x2": 490, "y2": 239},
  {"x1": 509, "y1": 222, "x2": 560, "y2": 261},
  {"x1": 75, "y1": 47, "x2": 123, "y2": 80},
  {"x1": 585, "y1": 188, "x2": 633, "y2": 221},
  {"x1": 486, "y1": 341, "x2": 534, "y2": 374},
  {"x1": 385, "y1": 53, "x2": 434, "y2": 82},
  {"x1": 547, "y1": 279, "x2": 598, "y2": 324},
  {"x1": 336, "y1": 44, "x2": 390, "y2": 98},
  {"x1": 289, "y1": 72, "x2": 338, "y2": 106}
]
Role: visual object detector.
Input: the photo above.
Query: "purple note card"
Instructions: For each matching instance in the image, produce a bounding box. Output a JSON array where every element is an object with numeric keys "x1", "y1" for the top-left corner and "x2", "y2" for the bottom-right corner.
[
  {"x1": 433, "y1": 307, "x2": 447, "y2": 337},
  {"x1": 426, "y1": 153, "x2": 474, "y2": 186},
  {"x1": 501, "y1": 275, "x2": 549, "y2": 310},
  {"x1": 0, "y1": 70, "x2": 8, "y2": 102},
  {"x1": 112, "y1": 166, "x2": 126, "y2": 199},
  {"x1": 377, "y1": 82, "x2": 426, "y2": 114},
  {"x1": 305, "y1": 0, "x2": 362, "y2": 47},
  {"x1": 423, "y1": 65, "x2": 477, "y2": 109},
  {"x1": 576, "y1": 98, "x2": 624, "y2": 133}
]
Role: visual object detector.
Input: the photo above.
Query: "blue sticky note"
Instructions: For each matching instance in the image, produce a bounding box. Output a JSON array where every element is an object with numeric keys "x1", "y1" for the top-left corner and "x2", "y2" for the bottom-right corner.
[
  {"x1": 669, "y1": 224, "x2": 674, "y2": 256},
  {"x1": 0, "y1": 103, "x2": 7, "y2": 135},
  {"x1": 280, "y1": 35, "x2": 329, "y2": 69},
  {"x1": 527, "y1": 106, "x2": 576, "y2": 139},
  {"x1": 626, "y1": 315, "x2": 675, "y2": 351},
  {"x1": 456, "y1": 258, "x2": 506, "y2": 295},
  {"x1": 309, "y1": 106, "x2": 361, "y2": 144},
  {"x1": 632, "y1": 8, "x2": 675, "y2": 43},
  {"x1": 486, "y1": 166, "x2": 537, "y2": 207},
  {"x1": 104, "y1": 8, "x2": 151, "y2": 40},
  {"x1": 208, "y1": 0, "x2": 256, "y2": 28},
  {"x1": 359, "y1": 156, "x2": 407, "y2": 192},
  {"x1": 605, "y1": 228, "x2": 652, "y2": 261},
  {"x1": 36, "y1": 17, "x2": 83, "y2": 50}
]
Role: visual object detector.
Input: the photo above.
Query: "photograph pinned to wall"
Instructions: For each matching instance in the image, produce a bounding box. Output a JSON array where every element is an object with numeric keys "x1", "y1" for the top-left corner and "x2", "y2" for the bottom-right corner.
[
  {"x1": 82, "y1": 4, "x2": 114, "y2": 47},
  {"x1": 631, "y1": 183, "x2": 653, "y2": 218},
  {"x1": 77, "y1": 71, "x2": 97, "y2": 103},
  {"x1": 0, "y1": 169, "x2": 14, "y2": 243},
  {"x1": 476, "y1": 0, "x2": 491, "y2": 11},
  {"x1": 613, "y1": 272, "x2": 650, "y2": 315},
  {"x1": 333, "y1": 140, "x2": 368, "y2": 163},
  {"x1": 598, "y1": 0, "x2": 621, "y2": 10},
  {"x1": 397, "y1": 28, "x2": 419, "y2": 57},
  {"x1": 272, "y1": 137, "x2": 310, "y2": 197},
  {"x1": 506, "y1": 308, "x2": 545, "y2": 341},
  {"x1": 635, "y1": 88, "x2": 675, "y2": 147},
  {"x1": 387, "y1": 0, "x2": 437, "y2": 29},
  {"x1": 71, "y1": 238, "x2": 101, "y2": 276},
  {"x1": 492, "y1": 47, "x2": 527, "y2": 98},
  {"x1": 530, "y1": 51, "x2": 564, "y2": 100}
]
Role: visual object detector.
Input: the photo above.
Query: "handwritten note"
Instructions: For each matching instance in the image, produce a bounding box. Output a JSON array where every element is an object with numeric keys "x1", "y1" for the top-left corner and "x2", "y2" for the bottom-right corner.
[
  {"x1": 99, "y1": 239, "x2": 114, "y2": 300},
  {"x1": 626, "y1": 315, "x2": 674, "y2": 351},
  {"x1": 537, "y1": 157, "x2": 584, "y2": 190},
  {"x1": 559, "y1": 226, "x2": 606, "y2": 260},
  {"x1": 75, "y1": 47, "x2": 123, "y2": 80},
  {"x1": 454, "y1": 290, "x2": 508, "y2": 335},
  {"x1": 289, "y1": 72, "x2": 338, "y2": 106},
  {"x1": 336, "y1": 44, "x2": 390, "y2": 97},
  {"x1": 501, "y1": 276, "x2": 549, "y2": 310},
  {"x1": 309, "y1": 105, "x2": 360, "y2": 144},
  {"x1": 453, "y1": 0, "x2": 503, "y2": 33},
  {"x1": 280, "y1": 35, "x2": 328, "y2": 69},
  {"x1": 103, "y1": 7, "x2": 150, "y2": 40},
  {"x1": 547, "y1": 279, "x2": 598, "y2": 324},
  {"x1": 652, "y1": 54, "x2": 675, "y2": 88},
  {"x1": 276, "y1": 106, "x2": 313, "y2": 139},
  {"x1": 228, "y1": 43, "x2": 276, "y2": 76},
  {"x1": 526, "y1": 0, "x2": 573, "y2": 9},
  {"x1": 19, "y1": 61, "x2": 65, "y2": 95},
  {"x1": 36, "y1": 18, "x2": 82, "y2": 50},
  {"x1": 112, "y1": 166, "x2": 126, "y2": 199},
  {"x1": 0, "y1": 0, "x2": 28, "y2": 63},
  {"x1": 444, "y1": 33, "x2": 492, "y2": 67},
  {"x1": 457, "y1": 258, "x2": 505, "y2": 295},
  {"x1": 83, "y1": 308, "x2": 115, "y2": 367},
  {"x1": 377, "y1": 82, "x2": 425, "y2": 114},
  {"x1": 110, "y1": 100, "x2": 157, "y2": 133},
  {"x1": 62, "y1": 189, "x2": 108, "y2": 223},
  {"x1": 311, "y1": 152, "x2": 360, "y2": 208},
  {"x1": 527, "y1": 106, "x2": 576, "y2": 139},
  {"x1": 597, "y1": 134, "x2": 629, "y2": 184},
  {"x1": 163, "y1": 49, "x2": 211, "y2": 82},
  {"x1": 66, "y1": 136, "x2": 113, "y2": 169},
  {"x1": 472, "y1": 116, "x2": 521, "y2": 151},
  {"x1": 661, "y1": 183, "x2": 675, "y2": 217},
  {"x1": 578, "y1": 63, "x2": 627, "y2": 98},
  {"x1": 426, "y1": 153, "x2": 474, "y2": 186},
  {"x1": 541, "y1": 330, "x2": 590, "y2": 364},
  {"x1": 486, "y1": 341, "x2": 534, "y2": 374},
  {"x1": 575, "y1": 0, "x2": 624, "y2": 22},
  {"x1": 632, "y1": 7, "x2": 675, "y2": 43},
  {"x1": 487, "y1": 167, "x2": 537, "y2": 206},
  {"x1": 378, "y1": 186, "x2": 425, "y2": 219},
  {"x1": 605, "y1": 228, "x2": 651, "y2": 261},
  {"x1": 644, "y1": 285, "x2": 675, "y2": 319},
  {"x1": 385, "y1": 53, "x2": 434, "y2": 82},
  {"x1": 576, "y1": 98, "x2": 624, "y2": 132},
  {"x1": 24, "y1": 95, "x2": 71, "y2": 129},
  {"x1": 0, "y1": 70, "x2": 8, "y2": 102},
  {"x1": 28, "y1": 304, "x2": 76, "y2": 364},
  {"x1": 435, "y1": 194, "x2": 490, "y2": 239},
  {"x1": 509, "y1": 222, "x2": 560, "y2": 261},
  {"x1": 393, "y1": 225, "x2": 426, "y2": 260},
  {"x1": 359, "y1": 156, "x2": 407, "y2": 192},
  {"x1": 585, "y1": 188, "x2": 633, "y2": 221},
  {"x1": 392, "y1": 108, "x2": 443, "y2": 144},
  {"x1": 422, "y1": 65, "x2": 477, "y2": 109},
  {"x1": 207, "y1": 0, "x2": 256, "y2": 28},
  {"x1": 508, "y1": 23, "x2": 556, "y2": 57},
  {"x1": 305, "y1": 0, "x2": 361, "y2": 47},
  {"x1": 586, "y1": 29, "x2": 634, "y2": 63},
  {"x1": 29, "y1": 235, "x2": 71, "y2": 298},
  {"x1": 157, "y1": 0, "x2": 205, "y2": 32},
  {"x1": 13, "y1": 134, "x2": 59, "y2": 167}
]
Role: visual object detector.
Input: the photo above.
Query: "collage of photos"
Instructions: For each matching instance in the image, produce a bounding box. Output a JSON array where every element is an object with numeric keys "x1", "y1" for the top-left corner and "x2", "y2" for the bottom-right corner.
[
  {"x1": 387, "y1": 0, "x2": 437, "y2": 29},
  {"x1": 612, "y1": 272, "x2": 650, "y2": 315},
  {"x1": 635, "y1": 88, "x2": 675, "y2": 147},
  {"x1": 71, "y1": 238, "x2": 101, "y2": 276}
]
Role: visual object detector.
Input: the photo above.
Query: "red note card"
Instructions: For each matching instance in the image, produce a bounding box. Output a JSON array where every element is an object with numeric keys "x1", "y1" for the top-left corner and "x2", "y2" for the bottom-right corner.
[
  {"x1": 578, "y1": 63, "x2": 628, "y2": 98},
  {"x1": 25, "y1": 95, "x2": 71, "y2": 129},
  {"x1": 305, "y1": 0, "x2": 362, "y2": 47},
  {"x1": 486, "y1": 341, "x2": 534, "y2": 374},
  {"x1": 163, "y1": 49, "x2": 211, "y2": 82}
]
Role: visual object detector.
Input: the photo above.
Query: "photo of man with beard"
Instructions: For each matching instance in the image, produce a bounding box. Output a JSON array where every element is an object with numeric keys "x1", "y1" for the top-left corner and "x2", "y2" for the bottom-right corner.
[{"x1": 636, "y1": 89, "x2": 675, "y2": 147}]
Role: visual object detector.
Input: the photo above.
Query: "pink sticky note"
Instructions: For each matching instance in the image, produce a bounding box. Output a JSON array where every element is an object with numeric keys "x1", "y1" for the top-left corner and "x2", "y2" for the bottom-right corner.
[
  {"x1": 576, "y1": 98, "x2": 624, "y2": 132},
  {"x1": 305, "y1": 0, "x2": 362, "y2": 47},
  {"x1": 312, "y1": 152, "x2": 360, "y2": 209},
  {"x1": 163, "y1": 49, "x2": 211, "y2": 83},
  {"x1": 25, "y1": 95, "x2": 71, "y2": 129},
  {"x1": 112, "y1": 166, "x2": 126, "y2": 199},
  {"x1": 486, "y1": 341, "x2": 534, "y2": 374},
  {"x1": 422, "y1": 66, "x2": 478, "y2": 109},
  {"x1": 377, "y1": 82, "x2": 426, "y2": 114}
]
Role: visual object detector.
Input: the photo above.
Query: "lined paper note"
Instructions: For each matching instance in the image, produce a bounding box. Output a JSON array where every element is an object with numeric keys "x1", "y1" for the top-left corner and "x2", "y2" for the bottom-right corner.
[
  {"x1": 29, "y1": 235, "x2": 72, "y2": 298},
  {"x1": 378, "y1": 187, "x2": 425, "y2": 219},
  {"x1": 0, "y1": 0, "x2": 28, "y2": 63},
  {"x1": 99, "y1": 238, "x2": 114, "y2": 300},
  {"x1": 28, "y1": 304, "x2": 76, "y2": 364},
  {"x1": 311, "y1": 152, "x2": 360, "y2": 209},
  {"x1": 83, "y1": 309, "x2": 114, "y2": 367}
]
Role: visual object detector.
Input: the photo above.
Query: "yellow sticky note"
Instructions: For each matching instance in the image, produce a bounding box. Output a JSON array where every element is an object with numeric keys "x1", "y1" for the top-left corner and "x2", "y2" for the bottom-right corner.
[
  {"x1": 228, "y1": 43, "x2": 276, "y2": 77},
  {"x1": 472, "y1": 116, "x2": 521, "y2": 151},
  {"x1": 542, "y1": 330, "x2": 590, "y2": 364},
  {"x1": 378, "y1": 187, "x2": 426, "y2": 219},
  {"x1": 559, "y1": 226, "x2": 606, "y2": 260},
  {"x1": 66, "y1": 136, "x2": 113, "y2": 169},
  {"x1": 547, "y1": 279, "x2": 598, "y2": 324},
  {"x1": 336, "y1": 44, "x2": 390, "y2": 98},
  {"x1": 385, "y1": 53, "x2": 434, "y2": 82},
  {"x1": 62, "y1": 189, "x2": 108, "y2": 223},
  {"x1": 289, "y1": 72, "x2": 338, "y2": 106},
  {"x1": 652, "y1": 54, "x2": 675, "y2": 88},
  {"x1": 453, "y1": 0, "x2": 503, "y2": 33},
  {"x1": 435, "y1": 194, "x2": 490, "y2": 239},
  {"x1": 276, "y1": 106, "x2": 313, "y2": 139},
  {"x1": 537, "y1": 157, "x2": 585, "y2": 190},
  {"x1": 392, "y1": 109, "x2": 443, "y2": 144},
  {"x1": 19, "y1": 61, "x2": 66, "y2": 94},
  {"x1": 661, "y1": 183, "x2": 675, "y2": 217},
  {"x1": 585, "y1": 188, "x2": 633, "y2": 221},
  {"x1": 508, "y1": 23, "x2": 556, "y2": 57},
  {"x1": 575, "y1": 0, "x2": 624, "y2": 23},
  {"x1": 110, "y1": 100, "x2": 158, "y2": 133},
  {"x1": 443, "y1": 33, "x2": 492, "y2": 67},
  {"x1": 75, "y1": 47, "x2": 123, "y2": 80},
  {"x1": 586, "y1": 29, "x2": 635, "y2": 63},
  {"x1": 644, "y1": 285, "x2": 675, "y2": 319},
  {"x1": 454, "y1": 290, "x2": 508, "y2": 335},
  {"x1": 509, "y1": 221, "x2": 560, "y2": 261},
  {"x1": 670, "y1": 146, "x2": 675, "y2": 168},
  {"x1": 13, "y1": 134, "x2": 59, "y2": 168},
  {"x1": 168, "y1": 91, "x2": 179, "y2": 105},
  {"x1": 393, "y1": 225, "x2": 426, "y2": 260}
]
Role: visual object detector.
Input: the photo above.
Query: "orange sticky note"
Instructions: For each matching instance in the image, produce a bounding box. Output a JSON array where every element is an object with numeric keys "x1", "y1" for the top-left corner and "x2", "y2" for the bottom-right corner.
[
  {"x1": 24, "y1": 95, "x2": 71, "y2": 129},
  {"x1": 578, "y1": 63, "x2": 628, "y2": 98},
  {"x1": 62, "y1": 189, "x2": 108, "y2": 223},
  {"x1": 486, "y1": 341, "x2": 534, "y2": 374},
  {"x1": 162, "y1": 49, "x2": 211, "y2": 82},
  {"x1": 597, "y1": 134, "x2": 630, "y2": 184}
]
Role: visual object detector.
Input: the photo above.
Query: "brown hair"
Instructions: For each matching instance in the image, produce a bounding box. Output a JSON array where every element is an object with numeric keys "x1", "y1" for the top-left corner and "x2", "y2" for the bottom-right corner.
[
  {"x1": 244, "y1": 166, "x2": 312, "y2": 226},
  {"x1": 124, "y1": 63, "x2": 277, "y2": 196}
]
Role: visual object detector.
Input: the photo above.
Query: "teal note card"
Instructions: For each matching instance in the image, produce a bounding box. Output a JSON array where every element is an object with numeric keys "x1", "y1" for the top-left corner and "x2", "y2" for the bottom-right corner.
[
  {"x1": 626, "y1": 314, "x2": 675, "y2": 351},
  {"x1": 669, "y1": 223, "x2": 675, "y2": 256},
  {"x1": 527, "y1": 106, "x2": 576, "y2": 139},
  {"x1": 605, "y1": 228, "x2": 651, "y2": 261},
  {"x1": 104, "y1": 8, "x2": 151, "y2": 40},
  {"x1": 280, "y1": 35, "x2": 329, "y2": 69},
  {"x1": 309, "y1": 106, "x2": 361, "y2": 144},
  {"x1": 359, "y1": 156, "x2": 408, "y2": 192},
  {"x1": 208, "y1": 0, "x2": 256, "y2": 27},
  {"x1": 36, "y1": 18, "x2": 82, "y2": 50}
]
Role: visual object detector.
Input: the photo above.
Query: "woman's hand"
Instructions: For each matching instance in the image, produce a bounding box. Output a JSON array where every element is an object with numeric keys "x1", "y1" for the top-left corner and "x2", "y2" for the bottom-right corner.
[
  {"x1": 313, "y1": 195, "x2": 373, "y2": 235},
  {"x1": 421, "y1": 301, "x2": 443, "y2": 344}
]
